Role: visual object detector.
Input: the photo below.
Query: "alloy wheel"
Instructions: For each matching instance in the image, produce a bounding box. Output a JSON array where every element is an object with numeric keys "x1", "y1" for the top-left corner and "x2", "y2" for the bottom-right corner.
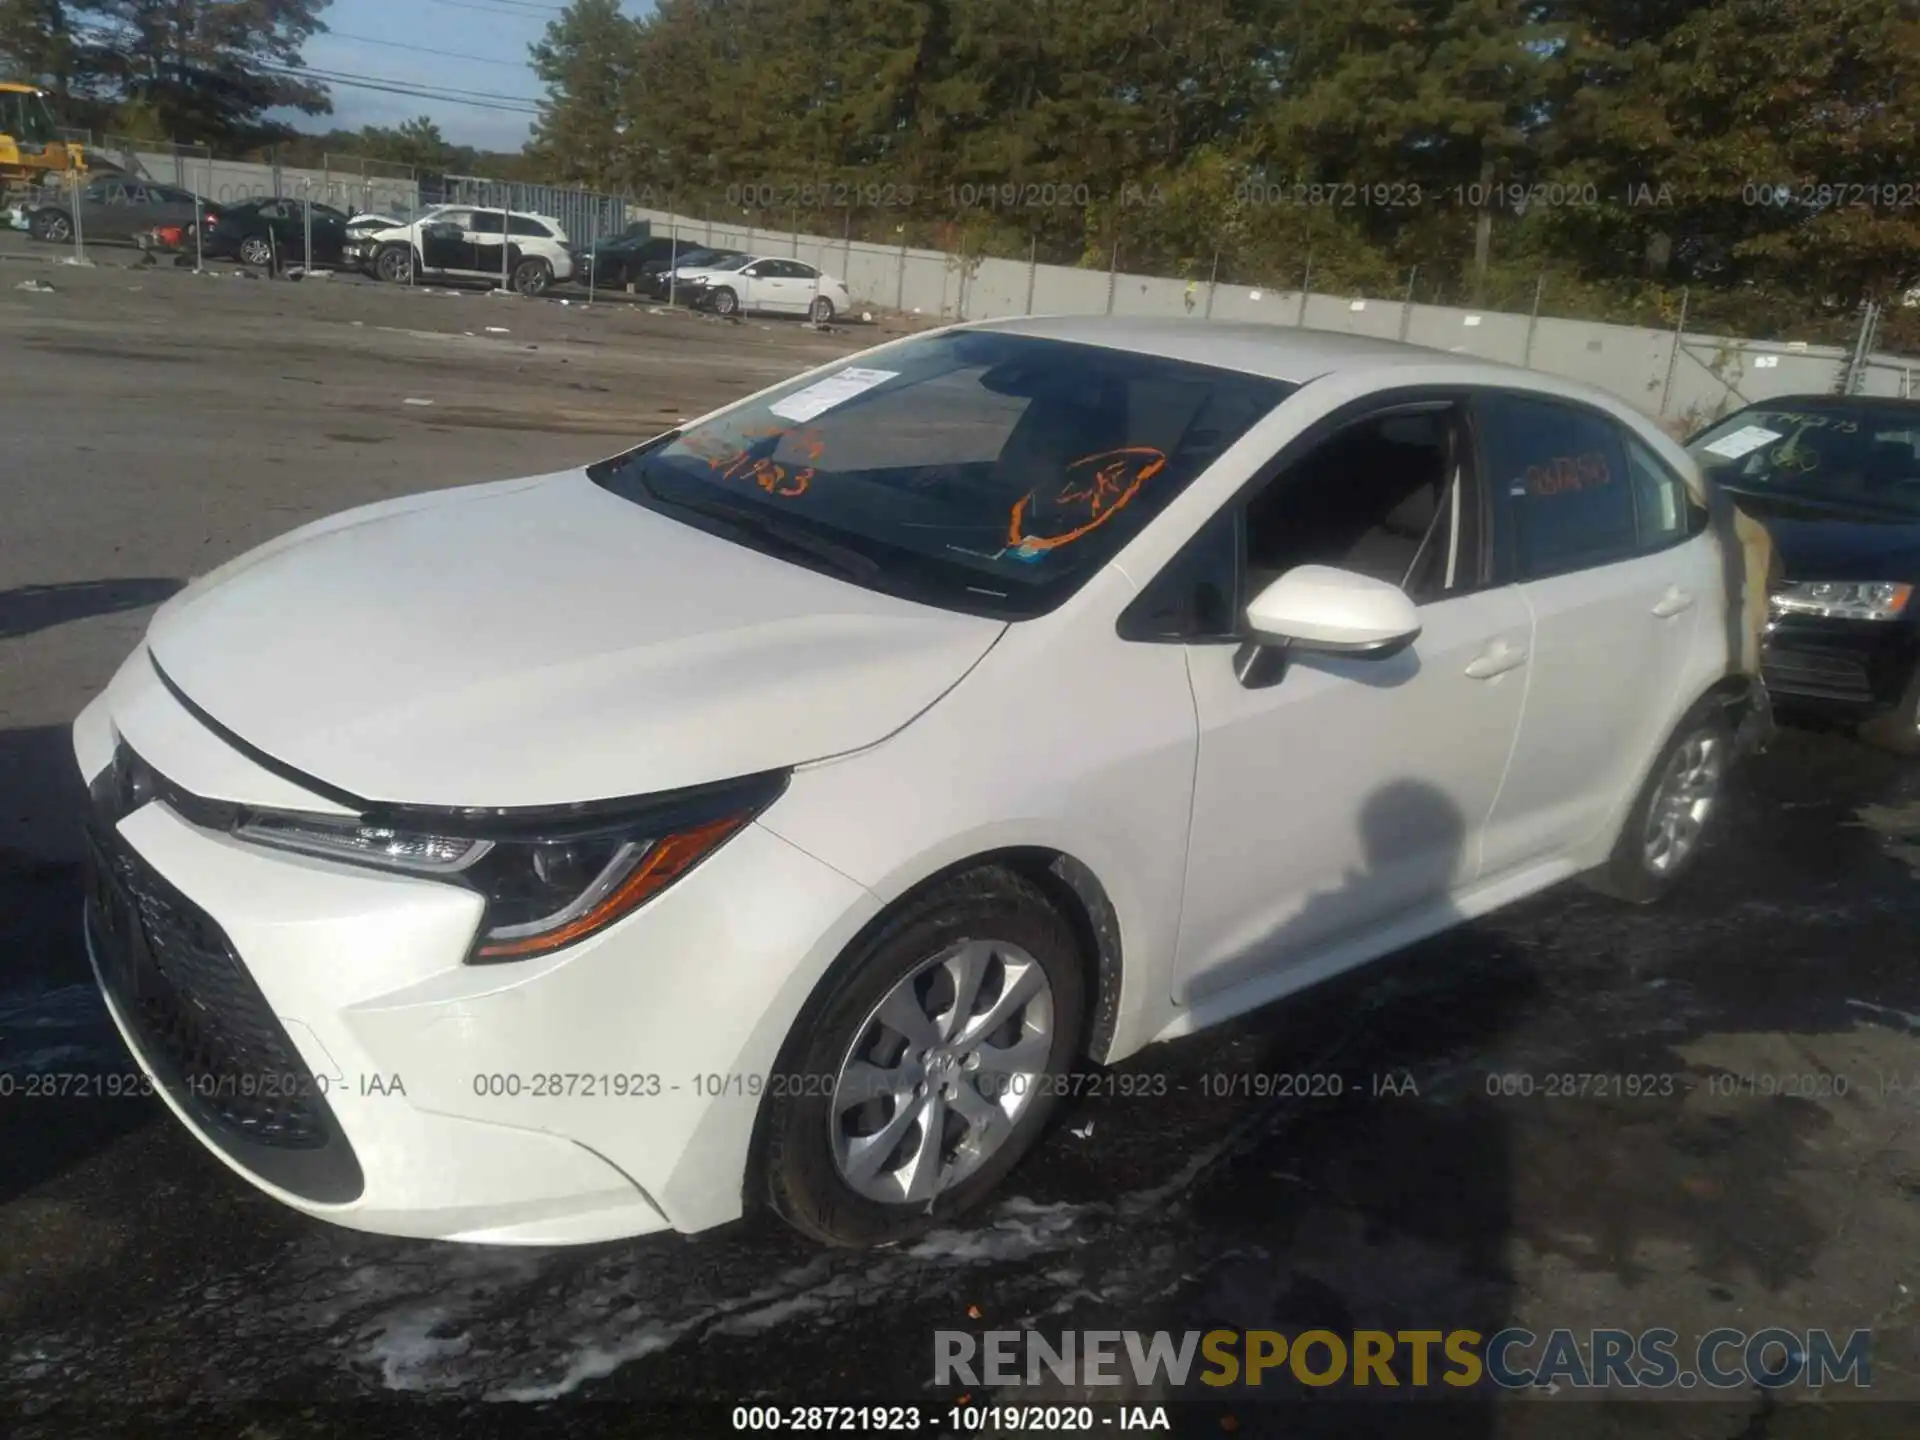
[
  {"x1": 830, "y1": 939, "x2": 1055, "y2": 1205},
  {"x1": 1642, "y1": 730, "x2": 1724, "y2": 876}
]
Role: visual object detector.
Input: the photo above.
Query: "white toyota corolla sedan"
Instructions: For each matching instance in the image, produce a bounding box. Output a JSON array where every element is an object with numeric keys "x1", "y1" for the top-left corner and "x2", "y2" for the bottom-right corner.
[{"x1": 75, "y1": 317, "x2": 1767, "y2": 1248}]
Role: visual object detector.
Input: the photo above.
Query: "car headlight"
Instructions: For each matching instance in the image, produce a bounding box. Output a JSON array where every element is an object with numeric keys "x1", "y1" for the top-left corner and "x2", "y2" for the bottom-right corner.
[
  {"x1": 231, "y1": 772, "x2": 788, "y2": 962},
  {"x1": 1769, "y1": 581, "x2": 1913, "y2": 621}
]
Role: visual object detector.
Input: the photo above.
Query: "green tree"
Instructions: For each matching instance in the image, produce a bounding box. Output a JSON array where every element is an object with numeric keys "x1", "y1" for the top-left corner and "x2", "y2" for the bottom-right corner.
[
  {"x1": 0, "y1": 0, "x2": 78, "y2": 90},
  {"x1": 529, "y1": 0, "x2": 640, "y2": 190},
  {"x1": 80, "y1": 0, "x2": 332, "y2": 147}
]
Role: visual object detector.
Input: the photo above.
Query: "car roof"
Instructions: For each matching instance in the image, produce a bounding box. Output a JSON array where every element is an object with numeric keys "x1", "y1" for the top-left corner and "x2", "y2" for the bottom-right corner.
[{"x1": 963, "y1": 315, "x2": 1500, "y2": 385}]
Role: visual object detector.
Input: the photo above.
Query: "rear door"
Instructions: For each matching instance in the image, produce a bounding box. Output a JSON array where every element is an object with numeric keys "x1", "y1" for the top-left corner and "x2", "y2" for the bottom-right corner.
[
  {"x1": 82, "y1": 180, "x2": 129, "y2": 237},
  {"x1": 1476, "y1": 391, "x2": 1704, "y2": 876},
  {"x1": 464, "y1": 210, "x2": 507, "y2": 275}
]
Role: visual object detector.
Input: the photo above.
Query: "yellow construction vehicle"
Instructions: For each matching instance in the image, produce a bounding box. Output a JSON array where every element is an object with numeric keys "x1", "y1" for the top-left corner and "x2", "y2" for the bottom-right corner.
[{"x1": 1, "y1": 82, "x2": 85, "y2": 187}]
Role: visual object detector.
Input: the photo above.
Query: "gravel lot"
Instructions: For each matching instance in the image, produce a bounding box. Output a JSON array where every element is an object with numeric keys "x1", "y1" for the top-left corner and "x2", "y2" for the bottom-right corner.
[{"x1": 3, "y1": 234, "x2": 1920, "y2": 1439}]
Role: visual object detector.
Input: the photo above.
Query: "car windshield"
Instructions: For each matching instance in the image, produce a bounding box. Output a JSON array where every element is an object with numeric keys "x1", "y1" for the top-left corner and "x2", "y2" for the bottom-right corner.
[
  {"x1": 699, "y1": 254, "x2": 753, "y2": 272},
  {"x1": 590, "y1": 330, "x2": 1292, "y2": 618},
  {"x1": 1688, "y1": 404, "x2": 1920, "y2": 516}
]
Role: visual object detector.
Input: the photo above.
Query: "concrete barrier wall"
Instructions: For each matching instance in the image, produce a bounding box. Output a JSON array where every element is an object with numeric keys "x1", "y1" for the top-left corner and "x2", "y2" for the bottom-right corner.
[{"x1": 117, "y1": 151, "x2": 420, "y2": 217}]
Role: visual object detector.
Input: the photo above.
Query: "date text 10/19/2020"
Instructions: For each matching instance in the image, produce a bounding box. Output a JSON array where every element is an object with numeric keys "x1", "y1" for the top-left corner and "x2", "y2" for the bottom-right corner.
[{"x1": 730, "y1": 1405, "x2": 1168, "y2": 1433}]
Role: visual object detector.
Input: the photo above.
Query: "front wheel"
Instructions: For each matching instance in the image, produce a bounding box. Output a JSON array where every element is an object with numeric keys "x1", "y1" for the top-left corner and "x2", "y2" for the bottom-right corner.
[
  {"x1": 1587, "y1": 705, "x2": 1732, "y2": 904},
  {"x1": 29, "y1": 208, "x2": 72, "y2": 244},
  {"x1": 761, "y1": 867, "x2": 1087, "y2": 1247},
  {"x1": 710, "y1": 285, "x2": 739, "y2": 317},
  {"x1": 374, "y1": 244, "x2": 414, "y2": 284}
]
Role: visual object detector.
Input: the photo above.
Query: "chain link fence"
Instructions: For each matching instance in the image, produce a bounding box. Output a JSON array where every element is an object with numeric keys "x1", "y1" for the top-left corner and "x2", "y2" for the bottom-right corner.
[{"x1": 8, "y1": 138, "x2": 1910, "y2": 430}]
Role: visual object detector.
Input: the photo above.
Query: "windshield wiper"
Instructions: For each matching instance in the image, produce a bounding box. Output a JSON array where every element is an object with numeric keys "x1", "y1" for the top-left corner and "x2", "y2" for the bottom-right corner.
[{"x1": 653, "y1": 492, "x2": 881, "y2": 581}]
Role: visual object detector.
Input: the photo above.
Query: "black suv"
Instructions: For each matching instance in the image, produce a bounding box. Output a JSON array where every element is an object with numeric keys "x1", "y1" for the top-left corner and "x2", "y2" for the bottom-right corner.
[{"x1": 1688, "y1": 395, "x2": 1920, "y2": 752}]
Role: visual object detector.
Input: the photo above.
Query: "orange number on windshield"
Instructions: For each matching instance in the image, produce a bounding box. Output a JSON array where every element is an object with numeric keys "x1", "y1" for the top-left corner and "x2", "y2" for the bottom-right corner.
[{"x1": 699, "y1": 426, "x2": 826, "y2": 498}]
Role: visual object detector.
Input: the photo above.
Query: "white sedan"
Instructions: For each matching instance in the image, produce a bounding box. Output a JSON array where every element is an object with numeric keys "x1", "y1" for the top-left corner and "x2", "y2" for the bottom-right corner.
[
  {"x1": 73, "y1": 318, "x2": 1764, "y2": 1248},
  {"x1": 674, "y1": 252, "x2": 853, "y2": 321}
]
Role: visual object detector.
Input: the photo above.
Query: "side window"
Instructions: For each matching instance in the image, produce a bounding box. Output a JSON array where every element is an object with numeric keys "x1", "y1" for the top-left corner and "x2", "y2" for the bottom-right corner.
[
  {"x1": 1479, "y1": 393, "x2": 1635, "y2": 579},
  {"x1": 1622, "y1": 434, "x2": 1689, "y2": 549},
  {"x1": 787, "y1": 261, "x2": 818, "y2": 279},
  {"x1": 469, "y1": 211, "x2": 505, "y2": 235},
  {"x1": 507, "y1": 215, "x2": 550, "y2": 237},
  {"x1": 1241, "y1": 403, "x2": 1476, "y2": 607}
]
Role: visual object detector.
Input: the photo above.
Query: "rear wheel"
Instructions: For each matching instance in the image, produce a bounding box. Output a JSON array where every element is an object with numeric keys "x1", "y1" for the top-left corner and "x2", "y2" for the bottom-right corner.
[
  {"x1": 510, "y1": 257, "x2": 553, "y2": 296},
  {"x1": 239, "y1": 235, "x2": 273, "y2": 268},
  {"x1": 761, "y1": 867, "x2": 1087, "y2": 1247},
  {"x1": 1587, "y1": 704, "x2": 1732, "y2": 904},
  {"x1": 809, "y1": 295, "x2": 836, "y2": 323},
  {"x1": 374, "y1": 243, "x2": 414, "y2": 284}
]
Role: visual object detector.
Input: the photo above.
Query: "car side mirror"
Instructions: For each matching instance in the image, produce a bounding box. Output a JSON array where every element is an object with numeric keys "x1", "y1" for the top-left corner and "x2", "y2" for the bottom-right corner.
[
  {"x1": 1244, "y1": 565, "x2": 1422, "y2": 658},
  {"x1": 742, "y1": 266, "x2": 763, "y2": 277}
]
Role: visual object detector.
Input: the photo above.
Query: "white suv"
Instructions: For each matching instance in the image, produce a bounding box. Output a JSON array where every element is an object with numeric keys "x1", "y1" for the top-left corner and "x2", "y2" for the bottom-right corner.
[
  {"x1": 74, "y1": 319, "x2": 1767, "y2": 1249},
  {"x1": 355, "y1": 206, "x2": 575, "y2": 295}
]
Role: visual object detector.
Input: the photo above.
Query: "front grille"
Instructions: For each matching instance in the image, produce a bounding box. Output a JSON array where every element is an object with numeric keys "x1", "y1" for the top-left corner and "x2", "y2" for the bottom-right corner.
[
  {"x1": 87, "y1": 824, "x2": 326, "y2": 1147},
  {"x1": 1761, "y1": 645, "x2": 1875, "y2": 701},
  {"x1": 85, "y1": 740, "x2": 366, "y2": 1203}
]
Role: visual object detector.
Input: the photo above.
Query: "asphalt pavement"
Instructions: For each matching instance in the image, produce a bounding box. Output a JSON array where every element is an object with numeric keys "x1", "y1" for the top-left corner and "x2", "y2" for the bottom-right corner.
[{"x1": 3, "y1": 234, "x2": 1920, "y2": 1440}]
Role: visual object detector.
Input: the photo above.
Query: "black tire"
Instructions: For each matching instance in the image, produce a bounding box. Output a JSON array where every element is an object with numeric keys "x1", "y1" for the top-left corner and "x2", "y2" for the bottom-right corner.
[
  {"x1": 239, "y1": 235, "x2": 274, "y2": 268},
  {"x1": 809, "y1": 295, "x2": 835, "y2": 323},
  {"x1": 1586, "y1": 703, "x2": 1733, "y2": 904},
  {"x1": 510, "y1": 257, "x2": 553, "y2": 296},
  {"x1": 29, "y1": 207, "x2": 71, "y2": 244},
  {"x1": 761, "y1": 866, "x2": 1088, "y2": 1248},
  {"x1": 710, "y1": 285, "x2": 739, "y2": 317},
  {"x1": 374, "y1": 243, "x2": 414, "y2": 284}
]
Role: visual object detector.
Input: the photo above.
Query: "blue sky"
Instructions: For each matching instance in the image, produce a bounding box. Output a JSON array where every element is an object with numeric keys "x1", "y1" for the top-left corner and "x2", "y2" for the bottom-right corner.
[{"x1": 299, "y1": 0, "x2": 650, "y2": 152}]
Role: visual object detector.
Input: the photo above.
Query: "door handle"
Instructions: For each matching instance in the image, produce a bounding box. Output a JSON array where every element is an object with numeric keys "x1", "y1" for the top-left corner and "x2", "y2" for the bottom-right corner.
[
  {"x1": 1652, "y1": 586, "x2": 1696, "y2": 619},
  {"x1": 1464, "y1": 640, "x2": 1528, "y2": 680}
]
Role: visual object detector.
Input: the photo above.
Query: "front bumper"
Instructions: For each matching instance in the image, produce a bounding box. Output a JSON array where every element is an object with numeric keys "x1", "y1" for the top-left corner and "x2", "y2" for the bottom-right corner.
[
  {"x1": 1761, "y1": 612, "x2": 1920, "y2": 720},
  {"x1": 74, "y1": 648, "x2": 882, "y2": 1244}
]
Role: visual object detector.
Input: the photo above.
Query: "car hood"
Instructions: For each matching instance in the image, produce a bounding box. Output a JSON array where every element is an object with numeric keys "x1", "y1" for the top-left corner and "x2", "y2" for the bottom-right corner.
[
  {"x1": 145, "y1": 471, "x2": 1007, "y2": 809},
  {"x1": 1728, "y1": 488, "x2": 1920, "y2": 581}
]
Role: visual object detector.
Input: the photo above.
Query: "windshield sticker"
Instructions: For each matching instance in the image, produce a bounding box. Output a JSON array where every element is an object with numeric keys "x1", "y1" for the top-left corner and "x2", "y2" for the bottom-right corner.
[
  {"x1": 1525, "y1": 451, "x2": 1612, "y2": 497},
  {"x1": 1006, "y1": 447, "x2": 1169, "y2": 554},
  {"x1": 1702, "y1": 424, "x2": 1784, "y2": 459},
  {"x1": 768, "y1": 367, "x2": 899, "y2": 423}
]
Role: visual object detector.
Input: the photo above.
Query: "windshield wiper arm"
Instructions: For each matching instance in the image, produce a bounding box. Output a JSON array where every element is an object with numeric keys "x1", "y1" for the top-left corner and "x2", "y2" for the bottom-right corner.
[{"x1": 657, "y1": 493, "x2": 881, "y2": 580}]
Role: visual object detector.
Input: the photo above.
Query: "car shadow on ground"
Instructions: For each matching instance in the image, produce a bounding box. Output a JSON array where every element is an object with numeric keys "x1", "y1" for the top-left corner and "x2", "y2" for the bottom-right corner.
[
  {"x1": 0, "y1": 579, "x2": 183, "y2": 641},
  {"x1": 0, "y1": 722, "x2": 158, "y2": 1205}
]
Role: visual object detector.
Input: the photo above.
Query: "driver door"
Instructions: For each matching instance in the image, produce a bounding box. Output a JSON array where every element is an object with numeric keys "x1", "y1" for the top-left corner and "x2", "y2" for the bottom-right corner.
[
  {"x1": 1166, "y1": 396, "x2": 1534, "y2": 1006},
  {"x1": 736, "y1": 260, "x2": 783, "y2": 313},
  {"x1": 420, "y1": 210, "x2": 473, "y2": 271}
]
